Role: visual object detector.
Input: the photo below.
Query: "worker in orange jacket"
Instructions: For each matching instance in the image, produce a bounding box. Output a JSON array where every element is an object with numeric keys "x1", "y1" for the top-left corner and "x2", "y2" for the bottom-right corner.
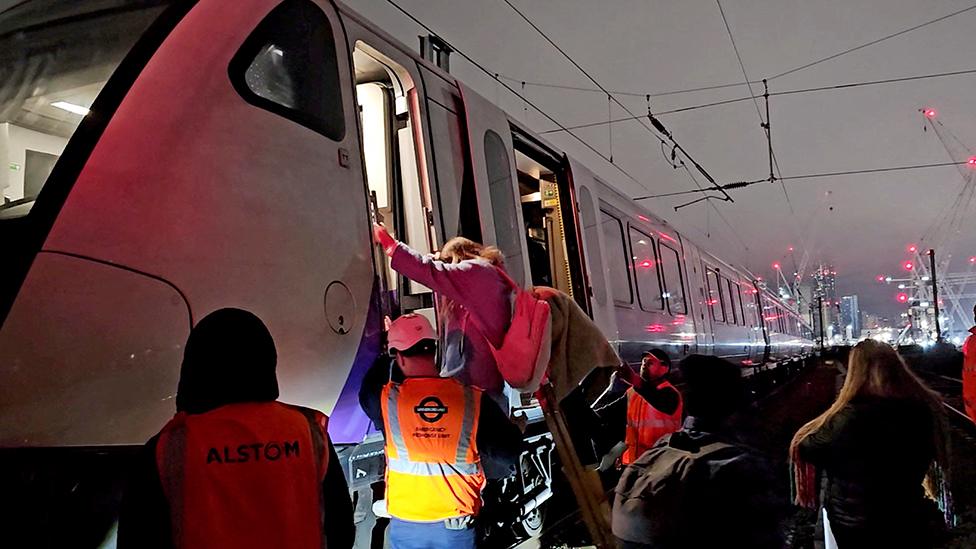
[
  {"x1": 593, "y1": 350, "x2": 683, "y2": 465},
  {"x1": 118, "y1": 308, "x2": 354, "y2": 549},
  {"x1": 963, "y1": 304, "x2": 976, "y2": 423},
  {"x1": 360, "y1": 313, "x2": 520, "y2": 549}
]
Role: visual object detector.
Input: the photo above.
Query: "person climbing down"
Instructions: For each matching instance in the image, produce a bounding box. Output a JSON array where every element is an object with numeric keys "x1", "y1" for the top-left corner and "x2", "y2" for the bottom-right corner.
[{"x1": 373, "y1": 224, "x2": 512, "y2": 407}]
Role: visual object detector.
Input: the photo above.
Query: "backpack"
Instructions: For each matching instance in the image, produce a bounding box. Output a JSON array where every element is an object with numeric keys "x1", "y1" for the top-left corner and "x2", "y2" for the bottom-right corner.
[
  {"x1": 611, "y1": 431, "x2": 744, "y2": 545},
  {"x1": 486, "y1": 267, "x2": 552, "y2": 392}
]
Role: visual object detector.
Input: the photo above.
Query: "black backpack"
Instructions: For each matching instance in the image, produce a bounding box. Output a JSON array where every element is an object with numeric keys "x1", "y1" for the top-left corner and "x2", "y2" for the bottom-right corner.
[{"x1": 611, "y1": 430, "x2": 747, "y2": 546}]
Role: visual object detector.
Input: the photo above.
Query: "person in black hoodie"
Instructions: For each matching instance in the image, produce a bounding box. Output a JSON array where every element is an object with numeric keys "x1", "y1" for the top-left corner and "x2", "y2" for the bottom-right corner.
[
  {"x1": 612, "y1": 355, "x2": 785, "y2": 548},
  {"x1": 790, "y1": 339, "x2": 951, "y2": 548},
  {"x1": 118, "y1": 308, "x2": 354, "y2": 549}
]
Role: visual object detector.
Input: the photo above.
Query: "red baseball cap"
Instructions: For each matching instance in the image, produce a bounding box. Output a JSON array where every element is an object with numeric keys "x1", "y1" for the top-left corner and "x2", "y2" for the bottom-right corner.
[{"x1": 387, "y1": 313, "x2": 436, "y2": 352}]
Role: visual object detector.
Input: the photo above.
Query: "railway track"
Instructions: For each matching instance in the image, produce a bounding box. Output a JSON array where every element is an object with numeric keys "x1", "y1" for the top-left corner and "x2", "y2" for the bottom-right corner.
[{"x1": 915, "y1": 371, "x2": 976, "y2": 433}]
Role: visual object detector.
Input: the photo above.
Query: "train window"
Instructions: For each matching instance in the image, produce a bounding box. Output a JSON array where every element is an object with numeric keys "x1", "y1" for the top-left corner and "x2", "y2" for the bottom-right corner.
[
  {"x1": 705, "y1": 269, "x2": 725, "y2": 323},
  {"x1": 0, "y1": 1, "x2": 175, "y2": 219},
  {"x1": 735, "y1": 283, "x2": 747, "y2": 326},
  {"x1": 230, "y1": 0, "x2": 344, "y2": 141},
  {"x1": 600, "y1": 210, "x2": 633, "y2": 306},
  {"x1": 485, "y1": 130, "x2": 524, "y2": 287},
  {"x1": 658, "y1": 243, "x2": 687, "y2": 315},
  {"x1": 629, "y1": 227, "x2": 663, "y2": 311},
  {"x1": 723, "y1": 277, "x2": 738, "y2": 325}
]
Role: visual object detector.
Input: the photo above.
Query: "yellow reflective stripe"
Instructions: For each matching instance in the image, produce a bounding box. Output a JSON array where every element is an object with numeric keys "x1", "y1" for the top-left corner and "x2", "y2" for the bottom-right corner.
[
  {"x1": 386, "y1": 385, "x2": 409, "y2": 458},
  {"x1": 387, "y1": 457, "x2": 481, "y2": 477},
  {"x1": 455, "y1": 386, "x2": 476, "y2": 462}
]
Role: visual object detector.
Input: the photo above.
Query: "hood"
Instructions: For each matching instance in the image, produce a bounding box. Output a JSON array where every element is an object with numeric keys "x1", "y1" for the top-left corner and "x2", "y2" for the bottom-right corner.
[{"x1": 176, "y1": 308, "x2": 279, "y2": 414}]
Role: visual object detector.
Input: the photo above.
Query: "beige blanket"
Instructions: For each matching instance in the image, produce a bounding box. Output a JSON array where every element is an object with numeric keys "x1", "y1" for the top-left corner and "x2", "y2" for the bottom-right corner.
[{"x1": 535, "y1": 287, "x2": 620, "y2": 401}]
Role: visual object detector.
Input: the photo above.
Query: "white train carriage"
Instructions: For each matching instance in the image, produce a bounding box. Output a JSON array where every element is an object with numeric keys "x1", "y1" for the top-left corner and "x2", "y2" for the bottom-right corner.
[{"x1": 0, "y1": 0, "x2": 813, "y2": 544}]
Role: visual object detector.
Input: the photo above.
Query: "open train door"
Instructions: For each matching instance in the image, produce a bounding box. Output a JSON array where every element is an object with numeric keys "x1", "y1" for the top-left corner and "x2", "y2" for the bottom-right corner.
[
  {"x1": 565, "y1": 158, "x2": 619, "y2": 339},
  {"x1": 456, "y1": 83, "x2": 530, "y2": 285}
]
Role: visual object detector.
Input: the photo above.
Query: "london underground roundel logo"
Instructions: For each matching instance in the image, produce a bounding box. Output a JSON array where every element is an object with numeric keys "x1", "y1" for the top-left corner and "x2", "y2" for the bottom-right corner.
[{"x1": 414, "y1": 397, "x2": 448, "y2": 423}]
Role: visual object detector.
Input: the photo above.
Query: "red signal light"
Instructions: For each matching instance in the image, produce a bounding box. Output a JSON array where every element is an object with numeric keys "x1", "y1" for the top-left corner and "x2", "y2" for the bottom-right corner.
[
  {"x1": 787, "y1": 246, "x2": 794, "y2": 252},
  {"x1": 907, "y1": 244, "x2": 917, "y2": 253},
  {"x1": 772, "y1": 262, "x2": 781, "y2": 270},
  {"x1": 876, "y1": 275, "x2": 885, "y2": 282},
  {"x1": 968, "y1": 157, "x2": 976, "y2": 167},
  {"x1": 897, "y1": 293, "x2": 909, "y2": 303},
  {"x1": 970, "y1": 256, "x2": 976, "y2": 264},
  {"x1": 903, "y1": 261, "x2": 914, "y2": 271},
  {"x1": 639, "y1": 260, "x2": 654, "y2": 268},
  {"x1": 923, "y1": 108, "x2": 937, "y2": 118}
]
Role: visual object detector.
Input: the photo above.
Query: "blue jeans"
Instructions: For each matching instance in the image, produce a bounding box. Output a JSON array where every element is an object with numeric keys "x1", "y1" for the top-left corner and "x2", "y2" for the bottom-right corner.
[{"x1": 388, "y1": 518, "x2": 476, "y2": 549}]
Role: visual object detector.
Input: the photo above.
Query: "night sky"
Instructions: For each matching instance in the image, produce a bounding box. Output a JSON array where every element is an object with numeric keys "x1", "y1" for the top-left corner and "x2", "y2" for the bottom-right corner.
[{"x1": 348, "y1": 0, "x2": 976, "y2": 320}]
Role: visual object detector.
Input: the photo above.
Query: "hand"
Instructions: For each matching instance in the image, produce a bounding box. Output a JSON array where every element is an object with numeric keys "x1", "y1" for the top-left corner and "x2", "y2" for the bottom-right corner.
[
  {"x1": 372, "y1": 223, "x2": 397, "y2": 256},
  {"x1": 614, "y1": 363, "x2": 640, "y2": 386}
]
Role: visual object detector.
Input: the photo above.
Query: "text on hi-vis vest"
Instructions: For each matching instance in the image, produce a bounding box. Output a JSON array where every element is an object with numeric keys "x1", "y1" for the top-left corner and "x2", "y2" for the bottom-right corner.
[{"x1": 206, "y1": 440, "x2": 301, "y2": 464}]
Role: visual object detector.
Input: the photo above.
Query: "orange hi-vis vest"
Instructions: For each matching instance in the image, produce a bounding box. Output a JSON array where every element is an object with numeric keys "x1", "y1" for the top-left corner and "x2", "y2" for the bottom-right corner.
[
  {"x1": 622, "y1": 381, "x2": 683, "y2": 465},
  {"x1": 381, "y1": 377, "x2": 485, "y2": 522},
  {"x1": 155, "y1": 401, "x2": 329, "y2": 549},
  {"x1": 963, "y1": 328, "x2": 976, "y2": 423}
]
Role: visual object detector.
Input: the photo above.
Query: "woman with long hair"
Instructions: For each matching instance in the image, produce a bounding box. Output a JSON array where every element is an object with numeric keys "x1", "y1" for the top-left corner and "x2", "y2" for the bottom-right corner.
[
  {"x1": 373, "y1": 225, "x2": 511, "y2": 408},
  {"x1": 789, "y1": 340, "x2": 952, "y2": 548}
]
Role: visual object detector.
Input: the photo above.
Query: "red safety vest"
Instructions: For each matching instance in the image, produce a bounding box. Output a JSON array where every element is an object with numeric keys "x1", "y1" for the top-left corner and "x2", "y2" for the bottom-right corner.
[
  {"x1": 963, "y1": 328, "x2": 976, "y2": 423},
  {"x1": 155, "y1": 401, "x2": 329, "y2": 549},
  {"x1": 622, "y1": 382, "x2": 683, "y2": 465},
  {"x1": 381, "y1": 377, "x2": 485, "y2": 521}
]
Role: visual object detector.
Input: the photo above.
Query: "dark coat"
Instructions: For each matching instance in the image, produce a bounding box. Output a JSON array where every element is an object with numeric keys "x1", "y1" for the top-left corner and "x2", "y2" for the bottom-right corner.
[
  {"x1": 612, "y1": 417, "x2": 785, "y2": 549},
  {"x1": 798, "y1": 395, "x2": 939, "y2": 546}
]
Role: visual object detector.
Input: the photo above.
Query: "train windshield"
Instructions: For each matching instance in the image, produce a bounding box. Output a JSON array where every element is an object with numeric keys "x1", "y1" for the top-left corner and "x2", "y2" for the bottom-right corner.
[{"x1": 0, "y1": 0, "x2": 173, "y2": 219}]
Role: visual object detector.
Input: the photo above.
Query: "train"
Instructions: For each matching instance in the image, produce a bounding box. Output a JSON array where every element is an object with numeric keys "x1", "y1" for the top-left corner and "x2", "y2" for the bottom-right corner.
[{"x1": 0, "y1": 0, "x2": 814, "y2": 545}]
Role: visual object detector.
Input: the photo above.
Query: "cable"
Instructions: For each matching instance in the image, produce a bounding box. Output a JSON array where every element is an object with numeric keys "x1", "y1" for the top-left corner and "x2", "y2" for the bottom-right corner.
[
  {"x1": 500, "y1": 0, "x2": 720, "y2": 195},
  {"x1": 379, "y1": 0, "x2": 646, "y2": 188},
  {"x1": 496, "y1": 73, "x2": 761, "y2": 99},
  {"x1": 499, "y1": 3, "x2": 976, "y2": 100},
  {"x1": 676, "y1": 161, "x2": 751, "y2": 252},
  {"x1": 767, "y1": 3, "x2": 976, "y2": 81},
  {"x1": 538, "y1": 67, "x2": 976, "y2": 134},
  {"x1": 633, "y1": 161, "x2": 971, "y2": 200},
  {"x1": 716, "y1": 0, "x2": 796, "y2": 217}
]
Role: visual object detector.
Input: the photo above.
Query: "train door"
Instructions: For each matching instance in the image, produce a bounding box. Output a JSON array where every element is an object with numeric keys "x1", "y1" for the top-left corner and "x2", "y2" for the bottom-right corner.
[
  {"x1": 684, "y1": 246, "x2": 713, "y2": 356},
  {"x1": 566, "y1": 160, "x2": 618, "y2": 339},
  {"x1": 457, "y1": 83, "x2": 530, "y2": 285},
  {"x1": 347, "y1": 35, "x2": 440, "y2": 321},
  {"x1": 511, "y1": 129, "x2": 588, "y2": 309}
]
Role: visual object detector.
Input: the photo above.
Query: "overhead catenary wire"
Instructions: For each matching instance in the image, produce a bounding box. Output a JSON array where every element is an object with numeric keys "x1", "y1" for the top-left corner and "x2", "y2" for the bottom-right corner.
[
  {"x1": 537, "y1": 68, "x2": 976, "y2": 134},
  {"x1": 499, "y1": 0, "x2": 727, "y2": 201},
  {"x1": 633, "y1": 160, "x2": 973, "y2": 201},
  {"x1": 500, "y1": 2, "x2": 976, "y2": 100},
  {"x1": 379, "y1": 0, "x2": 647, "y2": 189},
  {"x1": 716, "y1": 0, "x2": 796, "y2": 219}
]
